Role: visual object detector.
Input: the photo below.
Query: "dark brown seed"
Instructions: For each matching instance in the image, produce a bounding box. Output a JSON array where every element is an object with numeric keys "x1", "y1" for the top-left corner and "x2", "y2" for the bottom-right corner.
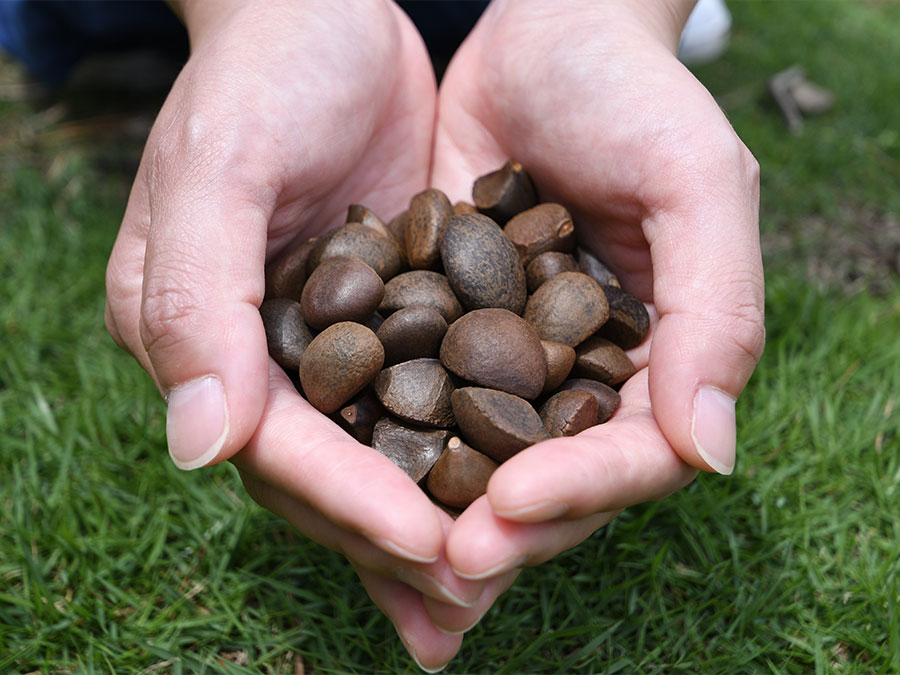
[
  {"x1": 371, "y1": 417, "x2": 452, "y2": 483},
  {"x1": 363, "y1": 312, "x2": 385, "y2": 333},
  {"x1": 334, "y1": 388, "x2": 384, "y2": 445},
  {"x1": 539, "y1": 390, "x2": 599, "y2": 438},
  {"x1": 440, "y1": 308, "x2": 547, "y2": 400},
  {"x1": 259, "y1": 298, "x2": 314, "y2": 370},
  {"x1": 376, "y1": 305, "x2": 448, "y2": 366},
  {"x1": 472, "y1": 159, "x2": 538, "y2": 224},
  {"x1": 525, "y1": 251, "x2": 578, "y2": 293},
  {"x1": 379, "y1": 270, "x2": 464, "y2": 323},
  {"x1": 577, "y1": 247, "x2": 620, "y2": 287},
  {"x1": 557, "y1": 378, "x2": 621, "y2": 424},
  {"x1": 374, "y1": 358, "x2": 456, "y2": 428},
  {"x1": 298, "y1": 322, "x2": 384, "y2": 414},
  {"x1": 574, "y1": 336, "x2": 637, "y2": 387},
  {"x1": 541, "y1": 340, "x2": 576, "y2": 394},
  {"x1": 264, "y1": 237, "x2": 318, "y2": 300},
  {"x1": 440, "y1": 213, "x2": 527, "y2": 313},
  {"x1": 300, "y1": 256, "x2": 385, "y2": 330},
  {"x1": 307, "y1": 222, "x2": 405, "y2": 281},
  {"x1": 405, "y1": 188, "x2": 454, "y2": 270},
  {"x1": 503, "y1": 203, "x2": 576, "y2": 265},
  {"x1": 598, "y1": 285, "x2": 650, "y2": 349},
  {"x1": 427, "y1": 437, "x2": 498, "y2": 509},
  {"x1": 386, "y1": 210, "x2": 409, "y2": 252},
  {"x1": 453, "y1": 201, "x2": 479, "y2": 215},
  {"x1": 346, "y1": 204, "x2": 390, "y2": 239},
  {"x1": 450, "y1": 387, "x2": 550, "y2": 462},
  {"x1": 523, "y1": 272, "x2": 610, "y2": 347}
]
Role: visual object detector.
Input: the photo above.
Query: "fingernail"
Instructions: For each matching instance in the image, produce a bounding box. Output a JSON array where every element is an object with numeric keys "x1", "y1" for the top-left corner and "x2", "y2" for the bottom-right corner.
[
  {"x1": 367, "y1": 535, "x2": 439, "y2": 564},
  {"x1": 493, "y1": 500, "x2": 568, "y2": 521},
  {"x1": 396, "y1": 627, "x2": 449, "y2": 673},
  {"x1": 453, "y1": 555, "x2": 527, "y2": 581},
  {"x1": 691, "y1": 386, "x2": 736, "y2": 475},
  {"x1": 394, "y1": 568, "x2": 481, "y2": 608},
  {"x1": 166, "y1": 375, "x2": 229, "y2": 470}
]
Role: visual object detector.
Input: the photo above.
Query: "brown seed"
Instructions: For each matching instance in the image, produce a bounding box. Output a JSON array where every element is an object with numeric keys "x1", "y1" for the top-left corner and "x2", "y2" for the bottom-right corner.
[
  {"x1": 405, "y1": 188, "x2": 454, "y2": 270},
  {"x1": 541, "y1": 340, "x2": 576, "y2": 394},
  {"x1": 427, "y1": 437, "x2": 498, "y2": 509},
  {"x1": 379, "y1": 270, "x2": 463, "y2": 323},
  {"x1": 450, "y1": 387, "x2": 550, "y2": 462},
  {"x1": 371, "y1": 417, "x2": 452, "y2": 483},
  {"x1": 503, "y1": 203, "x2": 576, "y2": 265},
  {"x1": 374, "y1": 358, "x2": 456, "y2": 428},
  {"x1": 574, "y1": 336, "x2": 637, "y2": 387},
  {"x1": 307, "y1": 222, "x2": 405, "y2": 281},
  {"x1": 539, "y1": 390, "x2": 599, "y2": 438},
  {"x1": 523, "y1": 272, "x2": 610, "y2": 347},
  {"x1": 525, "y1": 251, "x2": 578, "y2": 293},
  {"x1": 453, "y1": 201, "x2": 479, "y2": 215},
  {"x1": 362, "y1": 312, "x2": 385, "y2": 333},
  {"x1": 577, "y1": 247, "x2": 620, "y2": 288},
  {"x1": 347, "y1": 204, "x2": 391, "y2": 239},
  {"x1": 598, "y1": 285, "x2": 650, "y2": 349},
  {"x1": 298, "y1": 322, "x2": 384, "y2": 414},
  {"x1": 440, "y1": 213, "x2": 527, "y2": 314},
  {"x1": 300, "y1": 256, "x2": 385, "y2": 330},
  {"x1": 376, "y1": 305, "x2": 448, "y2": 366},
  {"x1": 264, "y1": 237, "x2": 318, "y2": 300},
  {"x1": 334, "y1": 388, "x2": 384, "y2": 445},
  {"x1": 472, "y1": 159, "x2": 538, "y2": 224},
  {"x1": 259, "y1": 298, "x2": 314, "y2": 370},
  {"x1": 557, "y1": 378, "x2": 621, "y2": 424},
  {"x1": 386, "y1": 210, "x2": 409, "y2": 253},
  {"x1": 440, "y1": 308, "x2": 547, "y2": 400}
]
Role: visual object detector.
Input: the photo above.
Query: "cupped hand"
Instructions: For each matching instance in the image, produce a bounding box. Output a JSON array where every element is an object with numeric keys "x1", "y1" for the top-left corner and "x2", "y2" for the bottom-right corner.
[
  {"x1": 104, "y1": 0, "x2": 478, "y2": 667},
  {"x1": 429, "y1": 0, "x2": 765, "y2": 625}
]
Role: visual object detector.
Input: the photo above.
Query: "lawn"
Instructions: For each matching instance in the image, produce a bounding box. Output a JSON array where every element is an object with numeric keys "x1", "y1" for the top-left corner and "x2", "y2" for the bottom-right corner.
[{"x1": 1, "y1": 1, "x2": 899, "y2": 673}]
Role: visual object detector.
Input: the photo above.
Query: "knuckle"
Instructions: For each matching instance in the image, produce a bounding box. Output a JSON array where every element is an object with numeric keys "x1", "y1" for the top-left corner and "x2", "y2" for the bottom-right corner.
[
  {"x1": 139, "y1": 263, "x2": 207, "y2": 359},
  {"x1": 721, "y1": 295, "x2": 766, "y2": 365}
]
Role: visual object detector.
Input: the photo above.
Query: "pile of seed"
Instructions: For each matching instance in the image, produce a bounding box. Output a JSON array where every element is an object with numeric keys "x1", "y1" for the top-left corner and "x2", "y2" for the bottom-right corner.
[{"x1": 260, "y1": 161, "x2": 648, "y2": 513}]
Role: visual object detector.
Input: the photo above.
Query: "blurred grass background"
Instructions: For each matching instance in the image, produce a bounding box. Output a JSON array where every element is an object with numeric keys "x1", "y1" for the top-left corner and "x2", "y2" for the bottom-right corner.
[{"x1": 1, "y1": 1, "x2": 898, "y2": 673}]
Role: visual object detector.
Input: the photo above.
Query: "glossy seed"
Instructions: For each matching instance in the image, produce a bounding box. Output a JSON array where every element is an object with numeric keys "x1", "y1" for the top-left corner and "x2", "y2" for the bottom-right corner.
[
  {"x1": 426, "y1": 437, "x2": 498, "y2": 509},
  {"x1": 371, "y1": 417, "x2": 452, "y2": 483},
  {"x1": 525, "y1": 251, "x2": 578, "y2": 293},
  {"x1": 298, "y1": 322, "x2": 384, "y2": 414},
  {"x1": 307, "y1": 222, "x2": 405, "y2": 281},
  {"x1": 453, "y1": 201, "x2": 479, "y2": 215},
  {"x1": 374, "y1": 358, "x2": 456, "y2": 428},
  {"x1": 334, "y1": 388, "x2": 384, "y2": 445},
  {"x1": 541, "y1": 340, "x2": 576, "y2": 394},
  {"x1": 300, "y1": 256, "x2": 385, "y2": 330},
  {"x1": 440, "y1": 308, "x2": 547, "y2": 400},
  {"x1": 440, "y1": 213, "x2": 527, "y2": 314},
  {"x1": 376, "y1": 305, "x2": 448, "y2": 366},
  {"x1": 556, "y1": 378, "x2": 621, "y2": 424},
  {"x1": 450, "y1": 387, "x2": 550, "y2": 463},
  {"x1": 379, "y1": 270, "x2": 463, "y2": 323},
  {"x1": 503, "y1": 203, "x2": 576, "y2": 265},
  {"x1": 539, "y1": 390, "x2": 599, "y2": 438},
  {"x1": 472, "y1": 159, "x2": 538, "y2": 224},
  {"x1": 598, "y1": 285, "x2": 650, "y2": 349},
  {"x1": 265, "y1": 237, "x2": 318, "y2": 300},
  {"x1": 577, "y1": 247, "x2": 620, "y2": 287},
  {"x1": 573, "y1": 336, "x2": 637, "y2": 387},
  {"x1": 347, "y1": 204, "x2": 391, "y2": 239},
  {"x1": 405, "y1": 188, "x2": 454, "y2": 270},
  {"x1": 523, "y1": 272, "x2": 609, "y2": 347},
  {"x1": 259, "y1": 298, "x2": 314, "y2": 370}
]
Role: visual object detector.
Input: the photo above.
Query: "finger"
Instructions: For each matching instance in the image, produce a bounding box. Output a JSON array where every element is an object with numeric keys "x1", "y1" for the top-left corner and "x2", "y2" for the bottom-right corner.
[
  {"x1": 643, "y1": 127, "x2": 765, "y2": 475},
  {"x1": 423, "y1": 569, "x2": 520, "y2": 635},
  {"x1": 233, "y1": 360, "x2": 444, "y2": 564},
  {"x1": 240, "y1": 470, "x2": 484, "y2": 607},
  {"x1": 445, "y1": 496, "x2": 619, "y2": 581},
  {"x1": 354, "y1": 564, "x2": 463, "y2": 673},
  {"x1": 137, "y1": 111, "x2": 277, "y2": 471},
  {"x1": 485, "y1": 368, "x2": 697, "y2": 522}
]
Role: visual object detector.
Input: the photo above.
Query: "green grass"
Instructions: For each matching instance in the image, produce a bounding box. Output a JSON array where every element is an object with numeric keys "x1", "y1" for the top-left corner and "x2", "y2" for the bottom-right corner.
[{"x1": 2, "y1": 1, "x2": 900, "y2": 672}]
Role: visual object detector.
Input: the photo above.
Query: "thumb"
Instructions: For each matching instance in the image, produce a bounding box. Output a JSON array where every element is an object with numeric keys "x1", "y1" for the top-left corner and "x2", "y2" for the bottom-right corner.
[
  {"x1": 645, "y1": 139, "x2": 766, "y2": 476},
  {"x1": 140, "y1": 123, "x2": 273, "y2": 471}
]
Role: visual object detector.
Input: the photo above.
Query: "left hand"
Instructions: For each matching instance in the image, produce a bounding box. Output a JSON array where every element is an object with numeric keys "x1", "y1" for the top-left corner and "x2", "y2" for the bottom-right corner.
[{"x1": 427, "y1": 0, "x2": 765, "y2": 632}]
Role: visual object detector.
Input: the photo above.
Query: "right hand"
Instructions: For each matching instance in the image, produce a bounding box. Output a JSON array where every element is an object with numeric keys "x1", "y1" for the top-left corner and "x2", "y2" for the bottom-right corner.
[{"x1": 104, "y1": 1, "x2": 483, "y2": 667}]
